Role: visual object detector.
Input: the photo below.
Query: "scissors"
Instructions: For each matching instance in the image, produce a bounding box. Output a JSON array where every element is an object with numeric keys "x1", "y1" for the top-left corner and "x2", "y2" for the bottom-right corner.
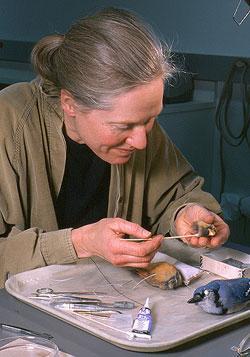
[
  {"x1": 29, "y1": 288, "x2": 105, "y2": 303},
  {"x1": 34, "y1": 288, "x2": 106, "y2": 301},
  {"x1": 36, "y1": 288, "x2": 106, "y2": 296},
  {"x1": 31, "y1": 288, "x2": 136, "y2": 309}
]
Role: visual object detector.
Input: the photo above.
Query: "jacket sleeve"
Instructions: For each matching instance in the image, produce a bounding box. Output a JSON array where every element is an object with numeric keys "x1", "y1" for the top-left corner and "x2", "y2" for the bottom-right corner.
[
  {"x1": 0, "y1": 224, "x2": 78, "y2": 288},
  {"x1": 144, "y1": 122, "x2": 222, "y2": 235},
  {"x1": 0, "y1": 149, "x2": 77, "y2": 288},
  {"x1": 0, "y1": 143, "x2": 77, "y2": 287},
  {"x1": 0, "y1": 83, "x2": 78, "y2": 288}
]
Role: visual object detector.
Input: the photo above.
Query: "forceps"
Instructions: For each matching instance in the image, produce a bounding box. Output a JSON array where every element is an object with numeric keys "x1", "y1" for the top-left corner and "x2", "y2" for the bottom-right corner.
[
  {"x1": 53, "y1": 300, "x2": 135, "y2": 310},
  {"x1": 31, "y1": 288, "x2": 136, "y2": 309}
]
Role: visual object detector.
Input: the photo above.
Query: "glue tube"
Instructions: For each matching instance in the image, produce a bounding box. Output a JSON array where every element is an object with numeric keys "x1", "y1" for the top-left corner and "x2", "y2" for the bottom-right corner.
[{"x1": 132, "y1": 297, "x2": 152, "y2": 339}]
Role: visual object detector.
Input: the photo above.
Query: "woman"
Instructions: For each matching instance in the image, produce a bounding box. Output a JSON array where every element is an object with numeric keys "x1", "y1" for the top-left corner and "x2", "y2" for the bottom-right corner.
[{"x1": 0, "y1": 7, "x2": 229, "y2": 287}]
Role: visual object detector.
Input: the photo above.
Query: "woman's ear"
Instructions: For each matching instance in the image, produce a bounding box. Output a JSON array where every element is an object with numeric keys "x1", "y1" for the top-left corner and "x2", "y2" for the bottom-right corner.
[{"x1": 60, "y1": 89, "x2": 77, "y2": 117}]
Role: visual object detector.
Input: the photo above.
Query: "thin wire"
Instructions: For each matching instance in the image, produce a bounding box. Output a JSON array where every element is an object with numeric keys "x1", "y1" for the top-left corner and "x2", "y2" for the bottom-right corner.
[
  {"x1": 90, "y1": 257, "x2": 143, "y2": 306},
  {"x1": 224, "y1": 64, "x2": 250, "y2": 142},
  {"x1": 132, "y1": 273, "x2": 157, "y2": 290},
  {"x1": 215, "y1": 59, "x2": 250, "y2": 200},
  {"x1": 215, "y1": 60, "x2": 250, "y2": 147},
  {"x1": 71, "y1": 311, "x2": 134, "y2": 340}
]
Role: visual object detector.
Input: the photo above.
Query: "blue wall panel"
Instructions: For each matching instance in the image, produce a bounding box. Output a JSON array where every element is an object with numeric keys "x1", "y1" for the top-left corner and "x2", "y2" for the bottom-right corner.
[{"x1": 0, "y1": 0, "x2": 249, "y2": 56}]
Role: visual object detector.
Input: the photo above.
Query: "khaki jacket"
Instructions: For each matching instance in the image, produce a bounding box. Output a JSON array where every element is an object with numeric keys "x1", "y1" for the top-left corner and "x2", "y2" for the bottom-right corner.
[{"x1": 0, "y1": 79, "x2": 221, "y2": 287}]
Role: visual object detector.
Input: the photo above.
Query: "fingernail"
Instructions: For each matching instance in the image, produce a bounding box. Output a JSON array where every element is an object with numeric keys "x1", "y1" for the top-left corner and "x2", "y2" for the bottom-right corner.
[{"x1": 142, "y1": 230, "x2": 152, "y2": 237}]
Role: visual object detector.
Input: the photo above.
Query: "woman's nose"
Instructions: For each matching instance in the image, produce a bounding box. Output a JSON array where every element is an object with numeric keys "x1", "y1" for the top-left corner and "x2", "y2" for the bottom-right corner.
[{"x1": 126, "y1": 126, "x2": 147, "y2": 149}]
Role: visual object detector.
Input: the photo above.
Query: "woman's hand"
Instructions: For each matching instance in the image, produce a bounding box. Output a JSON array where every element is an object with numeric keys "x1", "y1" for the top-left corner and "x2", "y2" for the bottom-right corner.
[
  {"x1": 174, "y1": 204, "x2": 230, "y2": 248},
  {"x1": 71, "y1": 218, "x2": 163, "y2": 267}
]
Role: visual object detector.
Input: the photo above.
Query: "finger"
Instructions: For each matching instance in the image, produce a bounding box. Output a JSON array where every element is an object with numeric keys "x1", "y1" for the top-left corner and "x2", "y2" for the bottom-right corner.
[
  {"x1": 184, "y1": 236, "x2": 209, "y2": 247},
  {"x1": 118, "y1": 253, "x2": 156, "y2": 267},
  {"x1": 188, "y1": 236, "x2": 200, "y2": 246},
  {"x1": 111, "y1": 218, "x2": 151, "y2": 239},
  {"x1": 197, "y1": 237, "x2": 210, "y2": 247},
  {"x1": 180, "y1": 204, "x2": 214, "y2": 222},
  {"x1": 207, "y1": 218, "x2": 229, "y2": 247},
  {"x1": 190, "y1": 231, "x2": 228, "y2": 248},
  {"x1": 209, "y1": 236, "x2": 228, "y2": 248},
  {"x1": 124, "y1": 262, "x2": 155, "y2": 268},
  {"x1": 110, "y1": 251, "x2": 156, "y2": 266},
  {"x1": 117, "y1": 235, "x2": 162, "y2": 257},
  {"x1": 197, "y1": 212, "x2": 215, "y2": 224}
]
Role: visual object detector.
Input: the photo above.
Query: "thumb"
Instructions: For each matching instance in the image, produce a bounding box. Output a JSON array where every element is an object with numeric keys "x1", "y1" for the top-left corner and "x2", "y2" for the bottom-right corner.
[
  {"x1": 183, "y1": 205, "x2": 215, "y2": 223},
  {"x1": 197, "y1": 208, "x2": 215, "y2": 224}
]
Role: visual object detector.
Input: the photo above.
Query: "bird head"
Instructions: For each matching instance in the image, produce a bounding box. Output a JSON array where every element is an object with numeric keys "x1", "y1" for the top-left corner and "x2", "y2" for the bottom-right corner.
[{"x1": 187, "y1": 288, "x2": 218, "y2": 304}]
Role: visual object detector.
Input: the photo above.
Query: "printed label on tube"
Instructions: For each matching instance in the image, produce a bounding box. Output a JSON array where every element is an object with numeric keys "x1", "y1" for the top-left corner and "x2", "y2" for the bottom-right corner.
[{"x1": 132, "y1": 297, "x2": 152, "y2": 339}]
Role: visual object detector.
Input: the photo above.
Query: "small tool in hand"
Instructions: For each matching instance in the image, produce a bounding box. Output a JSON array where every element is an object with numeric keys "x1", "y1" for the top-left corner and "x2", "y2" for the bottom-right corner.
[{"x1": 121, "y1": 220, "x2": 217, "y2": 242}]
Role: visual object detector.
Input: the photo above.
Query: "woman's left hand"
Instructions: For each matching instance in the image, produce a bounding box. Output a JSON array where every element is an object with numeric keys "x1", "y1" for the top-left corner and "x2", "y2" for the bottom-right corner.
[{"x1": 174, "y1": 204, "x2": 230, "y2": 248}]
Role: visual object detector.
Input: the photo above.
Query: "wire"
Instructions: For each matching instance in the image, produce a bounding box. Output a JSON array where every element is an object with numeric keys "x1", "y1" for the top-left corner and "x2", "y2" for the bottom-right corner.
[
  {"x1": 90, "y1": 257, "x2": 143, "y2": 306},
  {"x1": 215, "y1": 59, "x2": 250, "y2": 199}
]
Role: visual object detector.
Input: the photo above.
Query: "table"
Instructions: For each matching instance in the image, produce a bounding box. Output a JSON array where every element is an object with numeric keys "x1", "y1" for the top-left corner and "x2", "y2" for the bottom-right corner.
[{"x1": 0, "y1": 288, "x2": 249, "y2": 357}]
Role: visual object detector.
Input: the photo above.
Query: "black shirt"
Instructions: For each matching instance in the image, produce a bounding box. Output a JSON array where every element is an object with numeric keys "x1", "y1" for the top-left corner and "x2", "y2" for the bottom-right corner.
[{"x1": 55, "y1": 135, "x2": 110, "y2": 229}]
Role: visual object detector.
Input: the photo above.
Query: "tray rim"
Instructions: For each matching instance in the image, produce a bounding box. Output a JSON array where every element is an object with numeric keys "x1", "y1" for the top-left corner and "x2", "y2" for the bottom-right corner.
[{"x1": 5, "y1": 263, "x2": 250, "y2": 353}]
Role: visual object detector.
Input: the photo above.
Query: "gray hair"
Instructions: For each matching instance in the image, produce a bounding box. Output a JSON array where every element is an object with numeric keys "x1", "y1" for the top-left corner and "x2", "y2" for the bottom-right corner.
[{"x1": 31, "y1": 7, "x2": 175, "y2": 110}]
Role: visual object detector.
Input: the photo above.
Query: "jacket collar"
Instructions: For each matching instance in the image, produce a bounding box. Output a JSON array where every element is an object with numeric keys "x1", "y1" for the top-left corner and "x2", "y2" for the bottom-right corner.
[{"x1": 35, "y1": 77, "x2": 63, "y2": 120}]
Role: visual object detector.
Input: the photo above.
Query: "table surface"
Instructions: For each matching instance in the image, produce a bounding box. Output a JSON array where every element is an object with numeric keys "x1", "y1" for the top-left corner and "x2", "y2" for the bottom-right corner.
[{"x1": 0, "y1": 288, "x2": 249, "y2": 357}]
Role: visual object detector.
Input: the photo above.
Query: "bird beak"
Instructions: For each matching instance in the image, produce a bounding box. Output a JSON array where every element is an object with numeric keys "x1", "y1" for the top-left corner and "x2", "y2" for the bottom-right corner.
[{"x1": 187, "y1": 294, "x2": 203, "y2": 303}]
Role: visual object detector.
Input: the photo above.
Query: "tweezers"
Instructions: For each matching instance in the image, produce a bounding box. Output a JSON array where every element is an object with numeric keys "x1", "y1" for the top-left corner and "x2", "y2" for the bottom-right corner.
[
  {"x1": 53, "y1": 303, "x2": 122, "y2": 314},
  {"x1": 0, "y1": 323, "x2": 53, "y2": 340}
]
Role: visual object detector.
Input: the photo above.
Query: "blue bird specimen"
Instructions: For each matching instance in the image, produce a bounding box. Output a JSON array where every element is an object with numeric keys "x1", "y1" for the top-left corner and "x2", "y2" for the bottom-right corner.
[{"x1": 187, "y1": 278, "x2": 250, "y2": 315}]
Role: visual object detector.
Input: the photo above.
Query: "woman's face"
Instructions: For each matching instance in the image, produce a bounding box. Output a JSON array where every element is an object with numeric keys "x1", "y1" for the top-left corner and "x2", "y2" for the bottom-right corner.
[{"x1": 61, "y1": 78, "x2": 164, "y2": 164}]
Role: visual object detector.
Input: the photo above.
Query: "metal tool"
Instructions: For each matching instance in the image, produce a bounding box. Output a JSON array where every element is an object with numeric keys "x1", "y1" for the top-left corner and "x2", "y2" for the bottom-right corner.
[
  {"x1": 53, "y1": 303, "x2": 122, "y2": 314},
  {"x1": 29, "y1": 288, "x2": 104, "y2": 303},
  {"x1": 58, "y1": 300, "x2": 135, "y2": 309},
  {"x1": 233, "y1": 0, "x2": 250, "y2": 25},
  {"x1": 120, "y1": 233, "x2": 200, "y2": 242},
  {"x1": 73, "y1": 311, "x2": 115, "y2": 318},
  {"x1": 29, "y1": 295, "x2": 102, "y2": 304},
  {"x1": 31, "y1": 288, "x2": 135, "y2": 310},
  {"x1": 35, "y1": 287, "x2": 106, "y2": 296},
  {"x1": 0, "y1": 323, "x2": 53, "y2": 340},
  {"x1": 231, "y1": 333, "x2": 250, "y2": 356},
  {"x1": 94, "y1": 300, "x2": 135, "y2": 309}
]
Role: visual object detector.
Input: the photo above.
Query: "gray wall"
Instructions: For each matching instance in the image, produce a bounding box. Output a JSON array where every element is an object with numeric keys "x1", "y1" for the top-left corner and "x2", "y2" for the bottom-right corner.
[
  {"x1": 0, "y1": 0, "x2": 249, "y2": 246},
  {"x1": 0, "y1": 0, "x2": 249, "y2": 56}
]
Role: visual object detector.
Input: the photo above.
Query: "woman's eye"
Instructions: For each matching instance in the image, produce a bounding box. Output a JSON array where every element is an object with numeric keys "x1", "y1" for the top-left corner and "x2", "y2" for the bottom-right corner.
[
  {"x1": 111, "y1": 118, "x2": 155, "y2": 132},
  {"x1": 114, "y1": 124, "x2": 133, "y2": 131},
  {"x1": 119, "y1": 125, "x2": 130, "y2": 130}
]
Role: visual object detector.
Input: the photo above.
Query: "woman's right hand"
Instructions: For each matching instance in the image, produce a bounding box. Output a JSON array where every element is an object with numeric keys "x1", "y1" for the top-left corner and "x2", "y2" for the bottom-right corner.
[{"x1": 71, "y1": 218, "x2": 163, "y2": 268}]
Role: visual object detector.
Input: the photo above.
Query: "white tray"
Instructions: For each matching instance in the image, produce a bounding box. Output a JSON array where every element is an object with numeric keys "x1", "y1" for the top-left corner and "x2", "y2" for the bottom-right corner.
[{"x1": 5, "y1": 256, "x2": 250, "y2": 352}]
